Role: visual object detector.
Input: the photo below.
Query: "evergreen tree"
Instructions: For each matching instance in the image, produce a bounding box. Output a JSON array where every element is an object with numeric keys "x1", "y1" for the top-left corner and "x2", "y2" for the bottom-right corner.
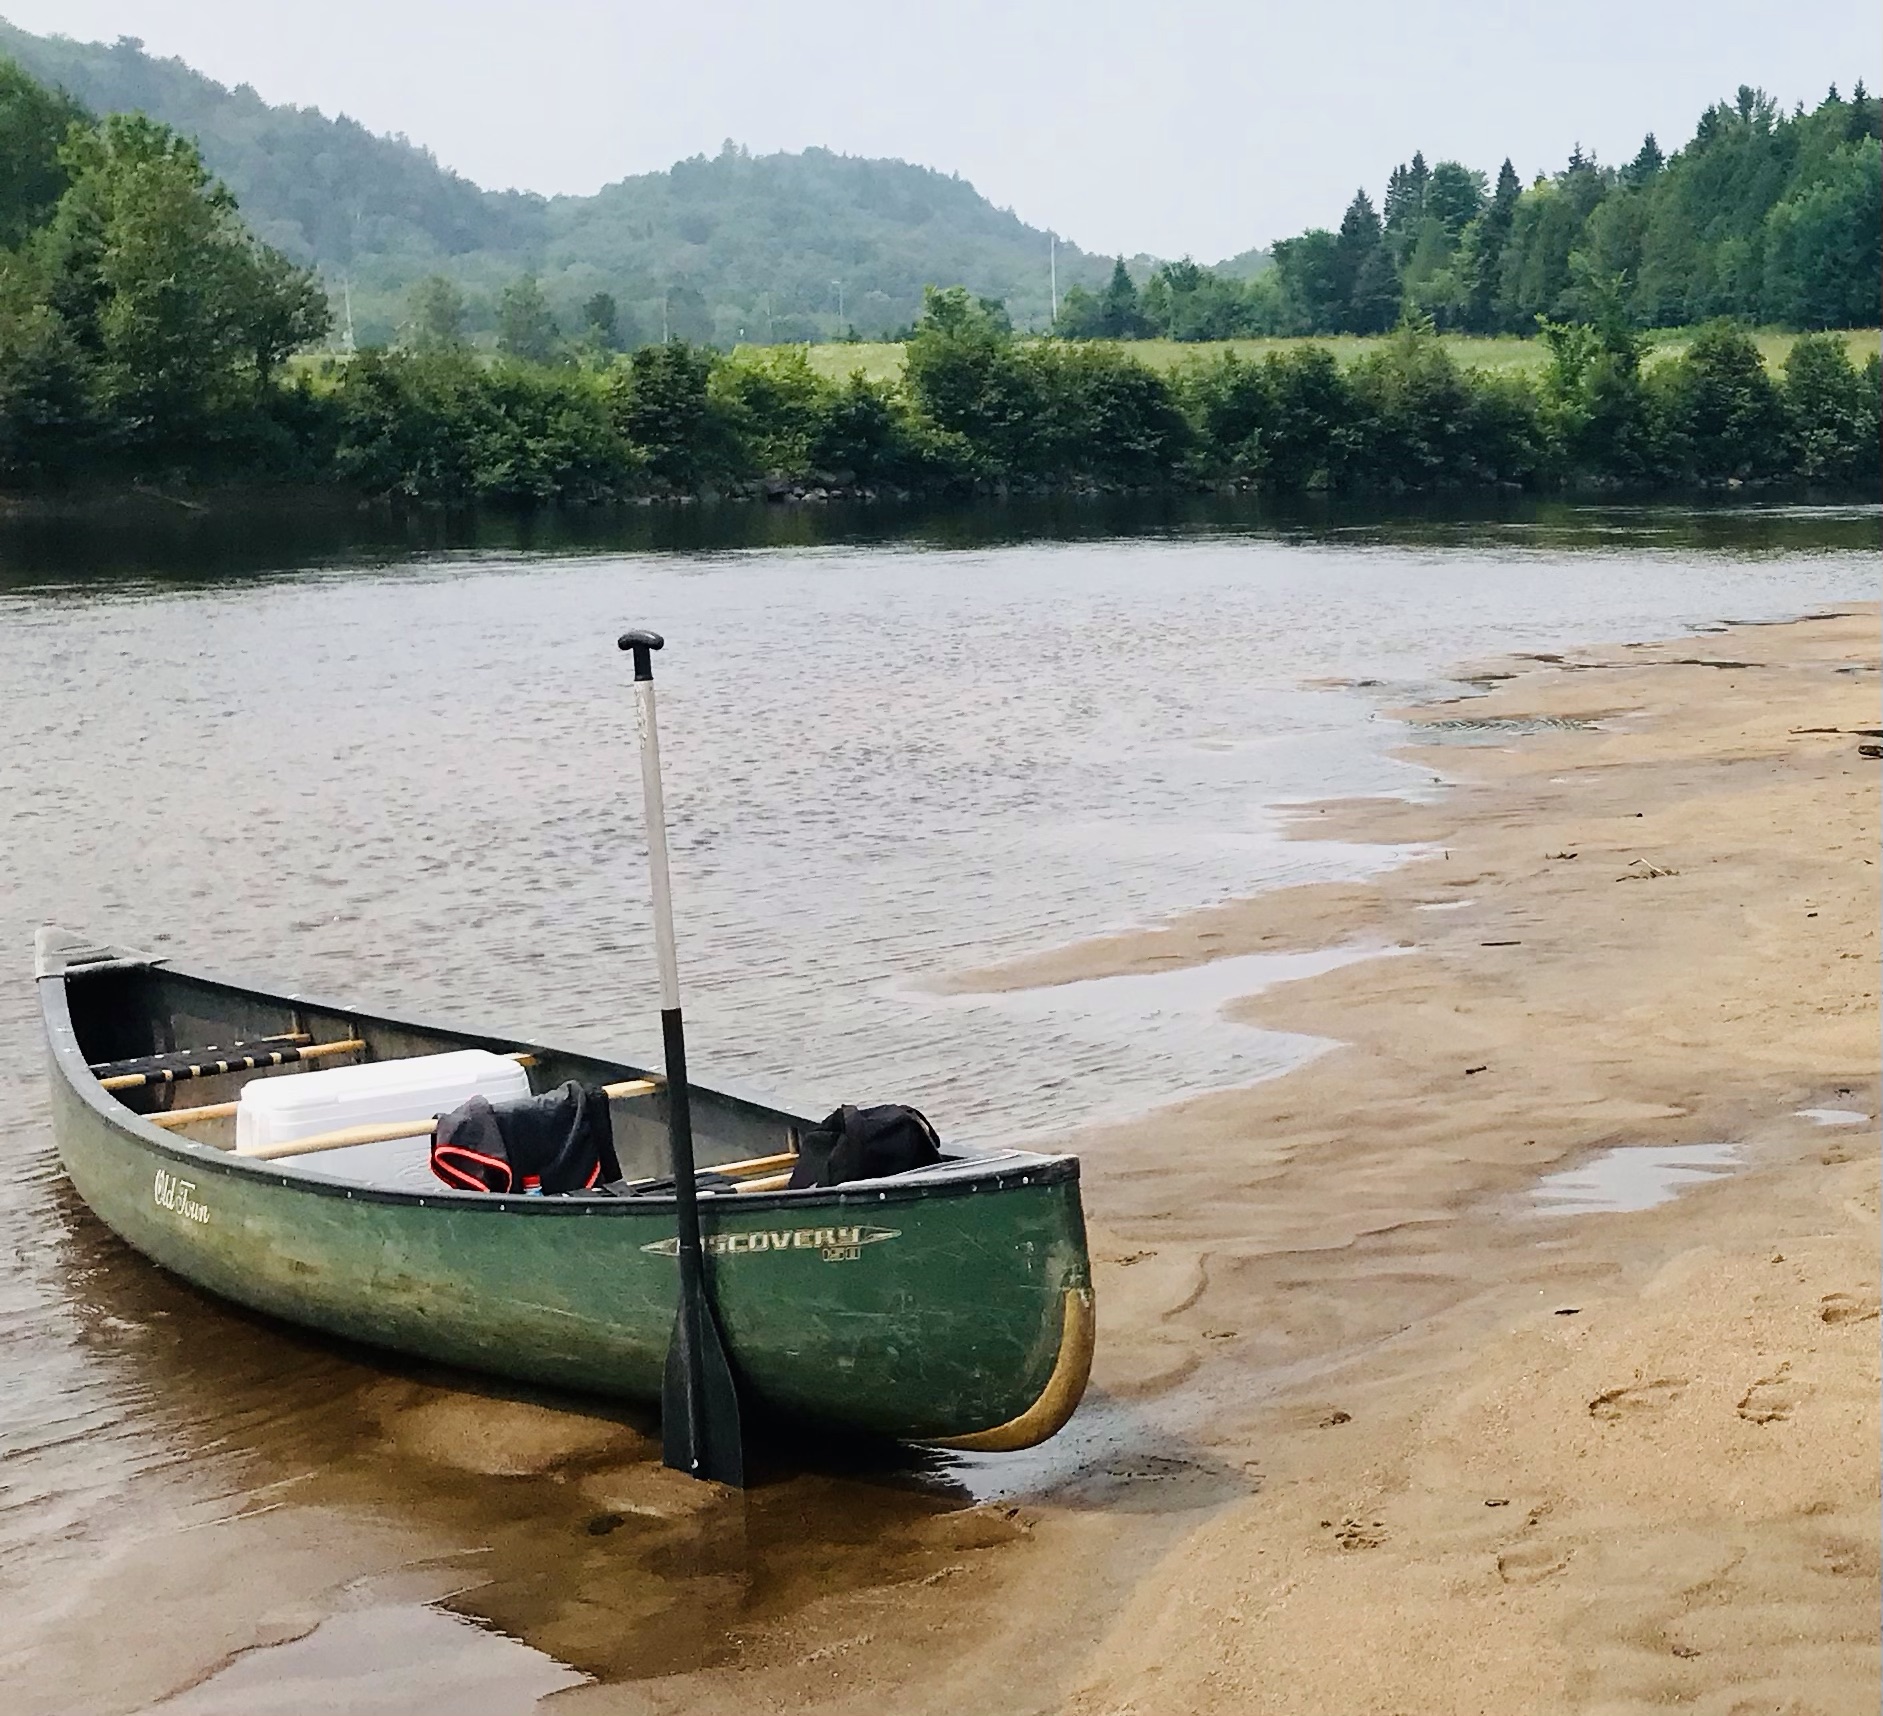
[
  {"x1": 1847, "y1": 80, "x2": 1877, "y2": 140},
  {"x1": 1383, "y1": 151, "x2": 1430, "y2": 254},
  {"x1": 1333, "y1": 191, "x2": 1390, "y2": 332},
  {"x1": 1456, "y1": 161, "x2": 1522, "y2": 333},
  {"x1": 1622, "y1": 133, "x2": 1665, "y2": 188},
  {"x1": 1096, "y1": 258, "x2": 1147, "y2": 338},
  {"x1": 1348, "y1": 246, "x2": 1402, "y2": 334}
]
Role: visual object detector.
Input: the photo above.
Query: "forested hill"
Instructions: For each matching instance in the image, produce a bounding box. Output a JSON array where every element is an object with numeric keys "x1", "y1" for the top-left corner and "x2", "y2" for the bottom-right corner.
[{"x1": 0, "y1": 19, "x2": 1114, "y2": 343}]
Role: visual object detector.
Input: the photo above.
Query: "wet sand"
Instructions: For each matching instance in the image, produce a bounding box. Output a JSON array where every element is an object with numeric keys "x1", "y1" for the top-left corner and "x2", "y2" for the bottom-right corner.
[
  {"x1": 10, "y1": 607, "x2": 1878, "y2": 1713},
  {"x1": 552, "y1": 607, "x2": 1880, "y2": 1714}
]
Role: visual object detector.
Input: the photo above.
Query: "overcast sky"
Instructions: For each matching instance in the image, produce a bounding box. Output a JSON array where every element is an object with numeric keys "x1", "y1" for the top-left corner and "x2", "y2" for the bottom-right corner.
[{"x1": 6, "y1": 1, "x2": 1877, "y2": 260}]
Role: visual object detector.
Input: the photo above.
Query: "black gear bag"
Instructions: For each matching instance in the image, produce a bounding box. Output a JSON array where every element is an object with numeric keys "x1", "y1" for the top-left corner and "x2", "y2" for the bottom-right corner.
[
  {"x1": 431, "y1": 1081, "x2": 621, "y2": 1194},
  {"x1": 785, "y1": 1103, "x2": 942, "y2": 1190}
]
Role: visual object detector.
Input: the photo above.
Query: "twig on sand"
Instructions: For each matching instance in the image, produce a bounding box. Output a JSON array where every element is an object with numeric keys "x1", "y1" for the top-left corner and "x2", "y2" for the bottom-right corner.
[{"x1": 1618, "y1": 858, "x2": 1677, "y2": 880}]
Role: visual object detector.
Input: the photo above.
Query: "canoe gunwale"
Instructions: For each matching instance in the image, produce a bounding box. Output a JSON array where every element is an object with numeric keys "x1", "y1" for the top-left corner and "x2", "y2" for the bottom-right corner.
[{"x1": 38, "y1": 950, "x2": 1079, "y2": 1219}]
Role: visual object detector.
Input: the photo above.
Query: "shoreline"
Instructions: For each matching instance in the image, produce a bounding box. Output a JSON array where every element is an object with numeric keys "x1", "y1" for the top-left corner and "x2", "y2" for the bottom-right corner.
[
  {"x1": 4, "y1": 479, "x2": 1880, "y2": 526},
  {"x1": 573, "y1": 604, "x2": 1878, "y2": 1714}
]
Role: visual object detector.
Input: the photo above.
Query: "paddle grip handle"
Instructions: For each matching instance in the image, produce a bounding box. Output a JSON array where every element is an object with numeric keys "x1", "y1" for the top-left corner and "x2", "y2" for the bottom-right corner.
[{"x1": 618, "y1": 629, "x2": 665, "y2": 681}]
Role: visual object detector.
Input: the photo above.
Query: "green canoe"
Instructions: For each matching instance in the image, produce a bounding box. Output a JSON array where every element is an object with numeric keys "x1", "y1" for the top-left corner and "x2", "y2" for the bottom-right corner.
[{"x1": 35, "y1": 926, "x2": 1094, "y2": 1450}]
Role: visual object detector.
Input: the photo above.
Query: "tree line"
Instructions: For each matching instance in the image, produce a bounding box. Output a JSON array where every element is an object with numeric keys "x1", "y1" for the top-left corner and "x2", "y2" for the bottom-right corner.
[
  {"x1": 1057, "y1": 85, "x2": 1881, "y2": 341},
  {"x1": 0, "y1": 61, "x2": 1876, "y2": 502}
]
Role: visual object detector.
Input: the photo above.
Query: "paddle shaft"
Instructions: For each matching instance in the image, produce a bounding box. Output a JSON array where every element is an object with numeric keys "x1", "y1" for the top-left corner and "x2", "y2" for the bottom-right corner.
[
  {"x1": 633, "y1": 642, "x2": 710, "y2": 1439},
  {"x1": 623, "y1": 627, "x2": 744, "y2": 1487}
]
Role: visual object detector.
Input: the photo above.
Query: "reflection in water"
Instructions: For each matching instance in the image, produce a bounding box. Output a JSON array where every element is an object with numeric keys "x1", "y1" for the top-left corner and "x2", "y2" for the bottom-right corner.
[
  {"x1": 1529, "y1": 1143, "x2": 1741, "y2": 1215},
  {"x1": 909, "y1": 944, "x2": 1410, "y2": 1137},
  {"x1": 0, "y1": 498, "x2": 1870, "y2": 1701},
  {"x1": 2, "y1": 490, "x2": 1879, "y2": 594},
  {"x1": 151, "y1": 1607, "x2": 588, "y2": 1716}
]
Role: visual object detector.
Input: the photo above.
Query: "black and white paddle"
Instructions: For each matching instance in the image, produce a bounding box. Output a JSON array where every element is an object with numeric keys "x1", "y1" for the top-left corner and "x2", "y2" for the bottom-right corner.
[{"x1": 619, "y1": 628, "x2": 745, "y2": 1488}]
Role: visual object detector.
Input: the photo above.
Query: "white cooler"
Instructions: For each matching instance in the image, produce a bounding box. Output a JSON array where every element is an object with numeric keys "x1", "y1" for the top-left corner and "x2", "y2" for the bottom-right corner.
[{"x1": 236, "y1": 1049, "x2": 531, "y2": 1185}]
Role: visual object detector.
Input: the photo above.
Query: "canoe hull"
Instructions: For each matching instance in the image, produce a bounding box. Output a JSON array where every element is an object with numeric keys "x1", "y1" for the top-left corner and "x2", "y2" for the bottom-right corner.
[{"x1": 40, "y1": 947, "x2": 1092, "y2": 1446}]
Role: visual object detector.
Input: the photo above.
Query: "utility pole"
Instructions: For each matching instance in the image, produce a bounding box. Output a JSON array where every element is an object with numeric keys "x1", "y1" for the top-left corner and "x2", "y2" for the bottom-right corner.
[
  {"x1": 662, "y1": 289, "x2": 670, "y2": 344},
  {"x1": 341, "y1": 275, "x2": 356, "y2": 354},
  {"x1": 1049, "y1": 233, "x2": 1058, "y2": 323},
  {"x1": 831, "y1": 279, "x2": 844, "y2": 328}
]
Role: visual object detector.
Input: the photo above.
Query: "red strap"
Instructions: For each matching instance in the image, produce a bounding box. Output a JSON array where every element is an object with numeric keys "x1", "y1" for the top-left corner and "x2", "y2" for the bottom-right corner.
[{"x1": 431, "y1": 1144, "x2": 513, "y2": 1193}]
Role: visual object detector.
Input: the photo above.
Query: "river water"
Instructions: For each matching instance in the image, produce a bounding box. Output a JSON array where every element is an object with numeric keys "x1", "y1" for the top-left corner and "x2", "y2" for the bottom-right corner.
[{"x1": 0, "y1": 497, "x2": 1873, "y2": 1711}]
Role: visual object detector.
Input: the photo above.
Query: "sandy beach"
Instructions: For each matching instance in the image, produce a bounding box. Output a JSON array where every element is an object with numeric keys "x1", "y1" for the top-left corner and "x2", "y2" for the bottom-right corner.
[{"x1": 549, "y1": 605, "x2": 1880, "y2": 1715}]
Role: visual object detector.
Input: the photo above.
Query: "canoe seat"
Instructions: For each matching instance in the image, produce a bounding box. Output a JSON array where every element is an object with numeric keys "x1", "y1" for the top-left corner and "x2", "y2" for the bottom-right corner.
[
  {"x1": 90, "y1": 1034, "x2": 311, "y2": 1081},
  {"x1": 92, "y1": 1034, "x2": 344, "y2": 1092}
]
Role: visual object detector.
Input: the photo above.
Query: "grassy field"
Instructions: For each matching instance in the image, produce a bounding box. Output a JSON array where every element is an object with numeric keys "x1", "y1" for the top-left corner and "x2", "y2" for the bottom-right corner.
[{"x1": 787, "y1": 327, "x2": 1878, "y2": 384}]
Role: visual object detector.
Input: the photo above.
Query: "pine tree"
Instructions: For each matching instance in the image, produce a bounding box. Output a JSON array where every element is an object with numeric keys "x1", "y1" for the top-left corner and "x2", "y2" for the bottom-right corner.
[
  {"x1": 1334, "y1": 191, "x2": 1395, "y2": 332},
  {"x1": 1097, "y1": 257, "x2": 1145, "y2": 338},
  {"x1": 1463, "y1": 160, "x2": 1521, "y2": 333},
  {"x1": 1622, "y1": 133, "x2": 1664, "y2": 189},
  {"x1": 1384, "y1": 153, "x2": 1432, "y2": 243}
]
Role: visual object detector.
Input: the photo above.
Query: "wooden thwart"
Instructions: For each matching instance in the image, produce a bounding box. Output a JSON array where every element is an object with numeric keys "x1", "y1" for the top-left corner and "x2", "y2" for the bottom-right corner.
[
  {"x1": 149, "y1": 1051, "x2": 548, "y2": 1129},
  {"x1": 237, "y1": 1077, "x2": 660, "y2": 1159},
  {"x1": 735, "y1": 1170, "x2": 795, "y2": 1194}
]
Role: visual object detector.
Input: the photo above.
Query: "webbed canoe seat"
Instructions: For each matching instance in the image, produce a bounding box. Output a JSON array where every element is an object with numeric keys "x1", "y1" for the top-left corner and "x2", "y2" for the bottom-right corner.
[{"x1": 90, "y1": 1033, "x2": 363, "y2": 1092}]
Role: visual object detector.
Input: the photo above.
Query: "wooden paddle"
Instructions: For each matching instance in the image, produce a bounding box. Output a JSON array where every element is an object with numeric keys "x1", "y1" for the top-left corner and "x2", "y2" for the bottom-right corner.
[{"x1": 622, "y1": 627, "x2": 745, "y2": 1490}]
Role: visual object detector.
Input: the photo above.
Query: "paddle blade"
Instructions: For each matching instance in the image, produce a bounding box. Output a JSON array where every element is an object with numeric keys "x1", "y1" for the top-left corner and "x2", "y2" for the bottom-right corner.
[{"x1": 661, "y1": 1298, "x2": 746, "y2": 1488}]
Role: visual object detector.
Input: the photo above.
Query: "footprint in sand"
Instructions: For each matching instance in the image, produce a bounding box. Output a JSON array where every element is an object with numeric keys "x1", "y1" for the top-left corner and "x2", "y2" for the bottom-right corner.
[
  {"x1": 1817, "y1": 1534, "x2": 1882, "y2": 1580},
  {"x1": 1327, "y1": 1516, "x2": 1388, "y2": 1550},
  {"x1": 1819, "y1": 1291, "x2": 1880, "y2": 1325},
  {"x1": 1496, "y1": 1540, "x2": 1573, "y2": 1584},
  {"x1": 1736, "y1": 1363, "x2": 1795, "y2": 1425},
  {"x1": 1587, "y1": 1377, "x2": 1687, "y2": 1421}
]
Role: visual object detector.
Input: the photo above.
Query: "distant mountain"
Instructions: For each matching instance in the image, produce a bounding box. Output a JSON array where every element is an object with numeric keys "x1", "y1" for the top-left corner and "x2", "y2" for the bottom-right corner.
[{"x1": 0, "y1": 19, "x2": 1120, "y2": 343}]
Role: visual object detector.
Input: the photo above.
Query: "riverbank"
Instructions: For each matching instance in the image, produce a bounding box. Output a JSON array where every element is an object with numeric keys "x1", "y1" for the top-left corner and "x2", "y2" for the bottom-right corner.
[{"x1": 572, "y1": 606, "x2": 1879, "y2": 1714}]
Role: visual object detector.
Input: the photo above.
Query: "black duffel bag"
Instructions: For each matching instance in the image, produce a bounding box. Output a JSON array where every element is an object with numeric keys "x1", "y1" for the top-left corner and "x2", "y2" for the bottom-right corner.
[
  {"x1": 786, "y1": 1103, "x2": 942, "y2": 1190},
  {"x1": 431, "y1": 1081, "x2": 620, "y2": 1194}
]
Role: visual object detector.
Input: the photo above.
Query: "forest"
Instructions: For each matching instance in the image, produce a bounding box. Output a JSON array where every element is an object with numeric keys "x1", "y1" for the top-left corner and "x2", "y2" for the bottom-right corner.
[
  {"x1": 0, "y1": 19, "x2": 1116, "y2": 344},
  {"x1": 1057, "y1": 85, "x2": 1882, "y2": 341},
  {"x1": 0, "y1": 54, "x2": 1876, "y2": 506}
]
